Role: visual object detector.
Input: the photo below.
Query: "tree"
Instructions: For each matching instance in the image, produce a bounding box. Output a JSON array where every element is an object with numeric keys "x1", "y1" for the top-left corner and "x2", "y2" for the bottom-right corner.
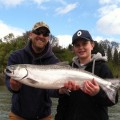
[
  {"x1": 92, "y1": 41, "x2": 105, "y2": 56},
  {"x1": 0, "y1": 38, "x2": 2, "y2": 43},
  {"x1": 107, "y1": 46, "x2": 112, "y2": 62},
  {"x1": 113, "y1": 48, "x2": 119, "y2": 65},
  {"x1": 49, "y1": 34, "x2": 59, "y2": 47},
  {"x1": 118, "y1": 52, "x2": 120, "y2": 65},
  {"x1": 3, "y1": 33, "x2": 15, "y2": 42},
  {"x1": 68, "y1": 44, "x2": 73, "y2": 51}
]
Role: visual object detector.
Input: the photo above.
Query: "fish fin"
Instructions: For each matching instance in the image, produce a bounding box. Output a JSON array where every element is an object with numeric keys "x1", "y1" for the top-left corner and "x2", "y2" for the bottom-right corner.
[{"x1": 27, "y1": 78, "x2": 39, "y2": 84}]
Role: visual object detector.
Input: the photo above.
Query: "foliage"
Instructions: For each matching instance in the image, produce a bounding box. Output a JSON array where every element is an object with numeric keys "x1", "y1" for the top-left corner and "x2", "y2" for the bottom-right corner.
[
  {"x1": 53, "y1": 46, "x2": 74, "y2": 62},
  {"x1": 113, "y1": 48, "x2": 119, "y2": 65},
  {"x1": 107, "y1": 46, "x2": 112, "y2": 62}
]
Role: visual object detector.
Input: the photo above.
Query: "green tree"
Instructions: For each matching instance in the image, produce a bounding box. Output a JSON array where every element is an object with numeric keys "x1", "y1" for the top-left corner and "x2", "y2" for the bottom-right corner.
[
  {"x1": 3, "y1": 33, "x2": 15, "y2": 42},
  {"x1": 107, "y1": 46, "x2": 112, "y2": 62},
  {"x1": 92, "y1": 41, "x2": 105, "y2": 56},
  {"x1": 113, "y1": 48, "x2": 119, "y2": 65}
]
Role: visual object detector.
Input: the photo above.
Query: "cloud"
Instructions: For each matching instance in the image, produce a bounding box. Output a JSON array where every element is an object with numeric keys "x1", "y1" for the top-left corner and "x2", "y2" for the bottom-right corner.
[
  {"x1": 0, "y1": 20, "x2": 25, "y2": 40},
  {"x1": 57, "y1": 35, "x2": 72, "y2": 48},
  {"x1": 0, "y1": 0, "x2": 24, "y2": 7},
  {"x1": 99, "y1": 0, "x2": 120, "y2": 5},
  {"x1": 55, "y1": 3, "x2": 78, "y2": 15},
  {"x1": 0, "y1": 0, "x2": 50, "y2": 8},
  {"x1": 97, "y1": 3, "x2": 120, "y2": 35},
  {"x1": 94, "y1": 36, "x2": 105, "y2": 42},
  {"x1": 94, "y1": 35, "x2": 120, "y2": 44},
  {"x1": 55, "y1": 0, "x2": 67, "y2": 5},
  {"x1": 32, "y1": 0, "x2": 50, "y2": 5}
]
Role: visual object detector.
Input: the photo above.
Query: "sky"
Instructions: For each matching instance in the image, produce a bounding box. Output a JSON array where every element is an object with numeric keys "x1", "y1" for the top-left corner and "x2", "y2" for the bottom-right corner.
[{"x1": 0, "y1": 0, "x2": 120, "y2": 47}]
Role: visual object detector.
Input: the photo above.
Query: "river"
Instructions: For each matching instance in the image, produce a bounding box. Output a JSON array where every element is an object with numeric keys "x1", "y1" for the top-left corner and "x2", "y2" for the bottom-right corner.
[{"x1": 0, "y1": 86, "x2": 120, "y2": 120}]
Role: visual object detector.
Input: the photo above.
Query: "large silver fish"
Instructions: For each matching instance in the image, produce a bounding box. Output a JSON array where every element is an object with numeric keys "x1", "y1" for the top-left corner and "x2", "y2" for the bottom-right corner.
[{"x1": 5, "y1": 64, "x2": 120, "y2": 103}]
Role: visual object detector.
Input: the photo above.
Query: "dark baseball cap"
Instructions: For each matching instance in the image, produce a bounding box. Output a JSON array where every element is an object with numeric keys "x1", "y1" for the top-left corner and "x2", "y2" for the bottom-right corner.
[{"x1": 72, "y1": 30, "x2": 93, "y2": 44}]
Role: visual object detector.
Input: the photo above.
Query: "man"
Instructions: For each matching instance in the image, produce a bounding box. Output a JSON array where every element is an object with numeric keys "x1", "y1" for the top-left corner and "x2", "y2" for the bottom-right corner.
[{"x1": 5, "y1": 21, "x2": 60, "y2": 120}]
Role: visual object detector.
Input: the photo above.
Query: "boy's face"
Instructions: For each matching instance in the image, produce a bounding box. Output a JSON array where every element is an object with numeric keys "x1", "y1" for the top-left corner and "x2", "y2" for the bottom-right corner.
[{"x1": 73, "y1": 39, "x2": 94, "y2": 60}]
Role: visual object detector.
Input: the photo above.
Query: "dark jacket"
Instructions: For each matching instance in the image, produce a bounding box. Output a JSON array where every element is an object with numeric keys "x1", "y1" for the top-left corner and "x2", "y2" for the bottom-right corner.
[
  {"x1": 55, "y1": 53, "x2": 118, "y2": 120},
  {"x1": 5, "y1": 41, "x2": 60, "y2": 120}
]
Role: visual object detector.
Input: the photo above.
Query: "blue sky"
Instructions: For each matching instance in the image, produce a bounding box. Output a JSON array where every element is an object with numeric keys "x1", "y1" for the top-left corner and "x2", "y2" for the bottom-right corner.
[{"x1": 0, "y1": 0, "x2": 120, "y2": 47}]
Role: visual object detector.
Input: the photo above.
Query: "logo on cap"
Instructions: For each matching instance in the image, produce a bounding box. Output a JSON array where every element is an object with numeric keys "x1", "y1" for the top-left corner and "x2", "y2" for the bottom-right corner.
[{"x1": 77, "y1": 31, "x2": 82, "y2": 36}]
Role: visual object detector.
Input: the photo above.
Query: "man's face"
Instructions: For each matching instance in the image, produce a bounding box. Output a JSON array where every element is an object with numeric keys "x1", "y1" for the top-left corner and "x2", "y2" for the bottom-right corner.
[{"x1": 29, "y1": 27, "x2": 50, "y2": 53}]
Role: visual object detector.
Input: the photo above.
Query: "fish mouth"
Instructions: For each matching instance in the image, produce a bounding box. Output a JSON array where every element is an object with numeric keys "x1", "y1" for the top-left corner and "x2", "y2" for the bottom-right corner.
[{"x1": 5, "y1": 66, "x2": 14, "y2": 77}]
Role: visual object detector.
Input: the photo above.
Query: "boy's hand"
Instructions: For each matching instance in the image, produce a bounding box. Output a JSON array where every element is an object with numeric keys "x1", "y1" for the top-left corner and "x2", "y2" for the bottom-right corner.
[
  {"x1": 64, "y1": 81, "x2": 80, "y2": 91},
  {"x1": 82, "y1": 79, "x2": 100, "y2": 96}
]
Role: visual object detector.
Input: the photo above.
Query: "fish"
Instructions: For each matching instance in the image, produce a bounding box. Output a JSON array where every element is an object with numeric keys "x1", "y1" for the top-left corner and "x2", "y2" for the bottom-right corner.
[{"x1": 5, "y1": 63, "x2": 120, "y2": 103}]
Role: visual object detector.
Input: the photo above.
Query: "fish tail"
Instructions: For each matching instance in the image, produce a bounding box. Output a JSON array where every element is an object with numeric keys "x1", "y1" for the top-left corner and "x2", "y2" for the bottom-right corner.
[
  {"x1": 111, "y1": 79, "x2": 120, "y2": 90},
  {"x1": 103, "y1": 79, "x2": 120, "y2": 103}
]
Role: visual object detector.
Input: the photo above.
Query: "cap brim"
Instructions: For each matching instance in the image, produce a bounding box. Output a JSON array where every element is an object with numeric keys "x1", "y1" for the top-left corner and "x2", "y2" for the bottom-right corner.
[{"x1": 72, "y1": 37, "x2": 92, "y2": 44}]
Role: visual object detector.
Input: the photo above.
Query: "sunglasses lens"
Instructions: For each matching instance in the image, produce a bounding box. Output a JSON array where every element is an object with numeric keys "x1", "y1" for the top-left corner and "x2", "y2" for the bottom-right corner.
[
  {"x1": 43, "y1": 32, "x2": 49, "y2": 37},
  {"x1": 33, "y1": 29, "x2": 49, "y2": 37}
]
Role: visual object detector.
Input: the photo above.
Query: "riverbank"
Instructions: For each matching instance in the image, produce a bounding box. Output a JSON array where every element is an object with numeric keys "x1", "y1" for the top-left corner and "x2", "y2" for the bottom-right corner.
[{"x1": 0, "y1": 73, "x2": 5, "y2": 85}]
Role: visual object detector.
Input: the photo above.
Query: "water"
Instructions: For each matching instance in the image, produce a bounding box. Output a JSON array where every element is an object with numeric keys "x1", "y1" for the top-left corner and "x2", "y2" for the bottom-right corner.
[
  {"x1": 0, "y1": 86, "x2": 120, "y2": 120},
  {"x1": 0, "y1": 86, "x2": 11, "y2": 120}
]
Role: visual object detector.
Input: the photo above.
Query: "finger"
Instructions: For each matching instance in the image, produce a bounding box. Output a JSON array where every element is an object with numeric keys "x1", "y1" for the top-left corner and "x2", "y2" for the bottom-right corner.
[
  {"x1": 64, "y1": 82, "x2": 69, "y2": 88},
  {"x1": 84, "y1": 81, "x2": 94, "y2": 94},
  {"x1": 76, "y1": 85, "x2": 80, "y2": 90},
  {"x1": 69, "y1": 81, "x2": 76, "y2": 90},
  {"x1": 92, "y1": 79, "x2": 98, "y2": 86},
  {"x1": 64, "y1": 81, "x2": 72, "y2": 90},
  {"x1": 69, "y1": 81, "x2": 75, "y2": 86}
]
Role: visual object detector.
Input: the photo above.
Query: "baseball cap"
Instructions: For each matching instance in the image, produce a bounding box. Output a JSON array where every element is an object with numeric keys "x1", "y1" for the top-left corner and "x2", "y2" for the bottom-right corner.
[
  {"x1": 32, "y1": 21, "x2": 50, "y2": 33},
  {"x1": 72, "y1": 30, "x2": 93, "y2": 44}
]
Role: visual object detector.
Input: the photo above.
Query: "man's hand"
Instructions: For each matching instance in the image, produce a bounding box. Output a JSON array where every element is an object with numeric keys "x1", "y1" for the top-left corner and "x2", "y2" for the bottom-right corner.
[{"x1": 10, "y1": 79, "x2": 22, "y2": 91}]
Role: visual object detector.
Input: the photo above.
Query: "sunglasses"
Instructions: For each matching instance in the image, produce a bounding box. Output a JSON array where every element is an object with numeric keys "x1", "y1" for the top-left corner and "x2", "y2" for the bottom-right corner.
[{"x1": 32, "y1": 29, "x2": 50, "y2": 37}]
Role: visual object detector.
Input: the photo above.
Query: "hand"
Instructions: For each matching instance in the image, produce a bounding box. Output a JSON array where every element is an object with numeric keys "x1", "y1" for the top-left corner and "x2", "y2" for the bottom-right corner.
[
  {"x1": 10, "y1": 79, "x2": 22, "y2": 91},
  {"x1": 59, "y1": 87, "x2": 71, "y2": 95},
  {"x1": 82, "y1": 79, "x2": 100, "y2": 96},
  {"x1": 64, "y1": 81, "x2": 80, "y2": 91},
  {"x1": 59, "y1": 81, "x2": 80, "y2": 95}
]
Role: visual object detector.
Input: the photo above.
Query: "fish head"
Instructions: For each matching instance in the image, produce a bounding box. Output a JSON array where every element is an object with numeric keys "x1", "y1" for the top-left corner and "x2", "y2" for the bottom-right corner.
[{"x1": 5, "y1": 64, "x2": 28, "y2": 80}]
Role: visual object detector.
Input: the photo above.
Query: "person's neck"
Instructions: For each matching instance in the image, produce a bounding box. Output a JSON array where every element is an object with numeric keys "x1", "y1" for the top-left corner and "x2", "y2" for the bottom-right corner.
[
  {"x1": 79, "y1": 56, "x2": 92, "y2": 65},
  {"x1": 32, "y1": 45, "x2": 44, "y2": 54}
]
